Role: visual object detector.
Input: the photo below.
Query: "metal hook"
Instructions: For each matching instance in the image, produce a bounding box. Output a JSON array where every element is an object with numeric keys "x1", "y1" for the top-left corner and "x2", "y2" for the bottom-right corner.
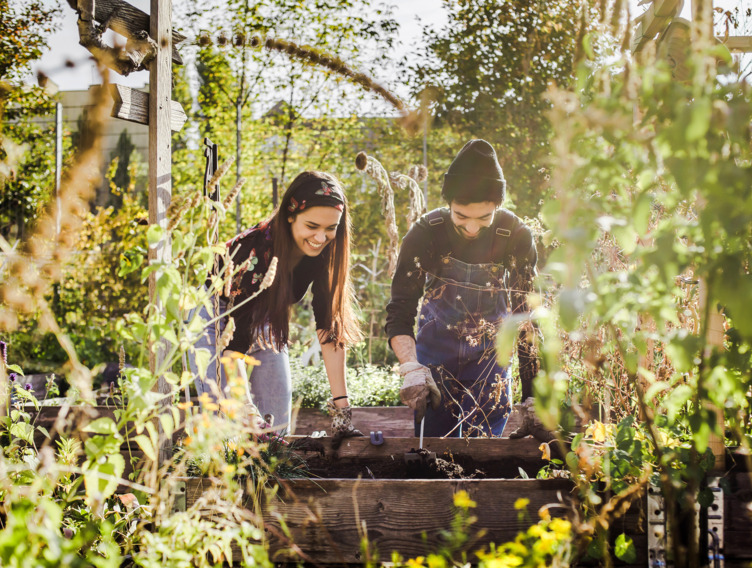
[{"x1": 369, "y1": 431, "x2": 384, "y2": 446}]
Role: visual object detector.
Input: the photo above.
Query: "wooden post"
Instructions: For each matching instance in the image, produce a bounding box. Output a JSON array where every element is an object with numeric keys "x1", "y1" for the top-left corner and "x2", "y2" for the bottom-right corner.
[
  {"x1": 698, "y1": 278, "x2": 726, "y2": 471},
  {"x1": 149, "y1": 0, "x2": 173, "y2": 465}
]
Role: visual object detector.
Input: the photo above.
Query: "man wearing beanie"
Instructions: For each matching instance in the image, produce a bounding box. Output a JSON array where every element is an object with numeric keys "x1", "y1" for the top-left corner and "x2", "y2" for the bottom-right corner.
[{"x1": 385, "y1": 139, "x2": 548, "y2": 440}]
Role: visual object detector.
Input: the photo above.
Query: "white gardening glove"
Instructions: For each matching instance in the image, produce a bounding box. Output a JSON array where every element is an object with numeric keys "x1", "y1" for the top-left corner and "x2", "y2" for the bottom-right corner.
[{"x1": 399, "y1": 362, "x2": 442, "y2": 421}]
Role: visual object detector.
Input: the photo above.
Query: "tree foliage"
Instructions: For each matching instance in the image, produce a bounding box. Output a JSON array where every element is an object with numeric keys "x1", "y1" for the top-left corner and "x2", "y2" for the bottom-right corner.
[
  {"x1": 0, "y1": 0, "x2": 62, "y2": 239},
  {"x1": 407, "y1": 0, "x2": 597, "y2": 215}
]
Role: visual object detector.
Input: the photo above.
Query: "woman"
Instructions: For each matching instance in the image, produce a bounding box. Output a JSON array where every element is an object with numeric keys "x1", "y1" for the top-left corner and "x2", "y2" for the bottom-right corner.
[{"x1": 191, "y1": 171, "x2": 362, "y2": 439}]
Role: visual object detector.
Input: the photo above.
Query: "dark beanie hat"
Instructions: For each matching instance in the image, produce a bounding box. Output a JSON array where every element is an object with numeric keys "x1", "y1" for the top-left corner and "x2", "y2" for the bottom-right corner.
[{"x1": 441, "y1": 139, "x2": 506, "y2": 205}]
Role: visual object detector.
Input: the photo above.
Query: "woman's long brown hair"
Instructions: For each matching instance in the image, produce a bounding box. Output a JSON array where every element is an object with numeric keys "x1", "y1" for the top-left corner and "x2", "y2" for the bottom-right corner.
[{"x1": 248, "y1": 171, "x2": 362, "y2": 351}]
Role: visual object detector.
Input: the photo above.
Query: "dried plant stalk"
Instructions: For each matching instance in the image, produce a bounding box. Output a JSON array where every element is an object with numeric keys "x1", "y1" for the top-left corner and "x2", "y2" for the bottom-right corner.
[
  {"x1": 355, "y1": 152, "x2": 399, "y2": 277},
  {"x1": 389, "y1": 166, "x2": 426, "y2": 228}
]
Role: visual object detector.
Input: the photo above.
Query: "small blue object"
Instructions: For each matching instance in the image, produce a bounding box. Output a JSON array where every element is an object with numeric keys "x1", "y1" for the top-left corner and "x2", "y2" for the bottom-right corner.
[{"x1": 370, "y1": 431, "x2": 384, "y2": 446}]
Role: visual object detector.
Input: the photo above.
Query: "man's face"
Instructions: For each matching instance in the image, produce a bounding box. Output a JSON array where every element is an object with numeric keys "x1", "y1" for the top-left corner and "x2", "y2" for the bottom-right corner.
[{"x1": 448, "y1": 201, "x2": 497, "y2": 241}]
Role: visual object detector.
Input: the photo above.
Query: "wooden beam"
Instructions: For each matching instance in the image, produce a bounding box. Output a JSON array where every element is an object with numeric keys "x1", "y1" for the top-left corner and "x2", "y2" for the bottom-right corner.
[
  {"x1": 108, "y1": 84, "x2": 186, "y2": 132},
  {"x1": 720, "y1": 36, "x2": 752, "y2": 52},
  {"x1": 148, "y1": 0, "x2": 173, "y2": 467},
  {"x1": 632, "y1": 0, "x2": 684, "y2": 52},
  {"x1": 182, "y1": 477, "x2": 576, "y2": 564},
  {"x1": 289, "y1": 435, "x2": 548, "y2": 464},
  {"x1": 70, "y1": 0, "x2": 185, "y2": 64}
]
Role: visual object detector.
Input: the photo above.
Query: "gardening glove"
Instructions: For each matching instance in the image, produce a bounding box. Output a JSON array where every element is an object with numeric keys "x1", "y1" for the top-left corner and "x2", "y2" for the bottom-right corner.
[
  {"x1": 507, "y1": 397, "x2": 555, "y2": 443},
  {"x1": 328, "y1": 398, "x2": 364, "y2": 449},
  {"x1": 399, "y1": 362, "x2": 442, "y2": 422}
]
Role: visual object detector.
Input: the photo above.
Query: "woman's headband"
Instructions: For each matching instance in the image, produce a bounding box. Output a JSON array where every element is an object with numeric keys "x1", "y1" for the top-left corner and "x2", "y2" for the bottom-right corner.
[{"x1": 288, "y1": 179, "x2": 345, "y2": 214}]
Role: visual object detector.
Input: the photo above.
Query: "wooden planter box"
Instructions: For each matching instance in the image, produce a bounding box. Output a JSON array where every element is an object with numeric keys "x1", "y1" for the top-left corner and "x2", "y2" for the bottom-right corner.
[
  {"x1": 178, "y1": 438, "x2": 752, "y2": 566},
  {"x1": 182, "y1": 437, "x2": 576, "y2": 564},
  {"x1": 292, "y1": 406, "x2": 523, "y2": 438}
]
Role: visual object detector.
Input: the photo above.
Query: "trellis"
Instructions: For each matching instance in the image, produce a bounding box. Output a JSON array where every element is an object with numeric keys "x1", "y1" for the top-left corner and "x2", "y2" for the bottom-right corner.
[{"x1": 67, "y1": 0, "x2": 186, "y2": 464}]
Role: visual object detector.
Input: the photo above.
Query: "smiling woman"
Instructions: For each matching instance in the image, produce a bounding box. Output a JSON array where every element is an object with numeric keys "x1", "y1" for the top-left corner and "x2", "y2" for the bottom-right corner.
[{"x1": 188, "y1": 171, "x2": 363, "y2": 443}]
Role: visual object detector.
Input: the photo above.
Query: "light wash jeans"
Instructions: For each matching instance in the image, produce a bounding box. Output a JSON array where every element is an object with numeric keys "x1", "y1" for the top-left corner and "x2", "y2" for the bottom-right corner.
[{"x1": 187, "y1": 294, "x2": 292, "y2": 432}]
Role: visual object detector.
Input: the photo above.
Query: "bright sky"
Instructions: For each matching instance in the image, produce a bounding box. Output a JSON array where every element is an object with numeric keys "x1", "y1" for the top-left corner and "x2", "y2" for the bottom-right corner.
[{"x1": 33, "y1": 0, "x2": 450, "y2": 92}]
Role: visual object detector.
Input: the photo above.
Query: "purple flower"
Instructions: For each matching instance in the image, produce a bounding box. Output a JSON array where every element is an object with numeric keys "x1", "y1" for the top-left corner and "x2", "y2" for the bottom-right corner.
[
  {"x1": 9, "y1": 373, "x2": 16, "y2": 382},
  {"x1": 24, "y1": 383, "x2": 32, "y2": 391}
]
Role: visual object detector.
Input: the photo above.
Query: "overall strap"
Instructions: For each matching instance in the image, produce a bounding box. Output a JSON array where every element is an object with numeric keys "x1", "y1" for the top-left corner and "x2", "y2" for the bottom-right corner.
[
  {"x1": 489, "y1": 209, "x2": 520, "y2": 264},
  {"x1": 426, "y1": 208, "x2": 452, "y2": 261}
]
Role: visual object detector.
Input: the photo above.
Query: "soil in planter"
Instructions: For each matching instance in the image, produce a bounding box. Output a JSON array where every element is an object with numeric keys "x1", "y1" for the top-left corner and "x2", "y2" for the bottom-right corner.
[{"x1": 291, "y1": 440, "x2": 544, "y2": 480}]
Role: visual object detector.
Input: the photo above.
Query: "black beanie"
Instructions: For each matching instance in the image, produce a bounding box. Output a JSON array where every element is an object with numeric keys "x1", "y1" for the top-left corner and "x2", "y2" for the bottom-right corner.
[{"x1": 441, "y1": 139, "x2": 506, "y2": 205}]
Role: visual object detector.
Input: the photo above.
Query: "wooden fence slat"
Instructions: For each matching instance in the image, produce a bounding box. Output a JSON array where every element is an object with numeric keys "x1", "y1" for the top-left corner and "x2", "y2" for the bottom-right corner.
[{"x1": 108, "y1": 84, "x2": 186, "y2": 132}]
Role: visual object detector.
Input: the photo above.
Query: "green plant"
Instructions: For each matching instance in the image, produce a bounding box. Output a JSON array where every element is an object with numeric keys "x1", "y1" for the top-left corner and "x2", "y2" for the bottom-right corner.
[{"x1": 290, "y1": 358, "x2": 401, "y2": 410}]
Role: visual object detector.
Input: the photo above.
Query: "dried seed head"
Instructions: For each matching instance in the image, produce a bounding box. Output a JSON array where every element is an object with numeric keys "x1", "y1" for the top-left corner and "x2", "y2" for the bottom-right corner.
[
  {"x1": 222, "y1": 177, "x2": 245, "y2": 209},
  {"x1": 216, "y1": 317, "x2": 236, "y2": 353},
  {"x1": 197, "y1": 32, "x2": 211, "y2": 47},
  {"x1": 355, "y1": 152, "x2": 368, "y2": 171},
  {"x1": 409, "y1": 164, "x2": 428, "y2": 183},
  {"x1": 250, "y1": 36, "x2": 261, "y2": 47},
  {"x1": 259, "y1": 257, "x2": 278, "y2": 291},
  {"x1": 206, "y1": 157, "x2": 235, "y2": 191},
  {"x1": 223, "y1": 259, "x2": 235, "y2": 297}
]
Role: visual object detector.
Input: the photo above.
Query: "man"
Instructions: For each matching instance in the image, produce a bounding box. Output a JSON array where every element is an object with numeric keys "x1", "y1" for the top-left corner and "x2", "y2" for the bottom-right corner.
[{"x1": 385, "y1": 139, "x2": 546, "y2": 439}]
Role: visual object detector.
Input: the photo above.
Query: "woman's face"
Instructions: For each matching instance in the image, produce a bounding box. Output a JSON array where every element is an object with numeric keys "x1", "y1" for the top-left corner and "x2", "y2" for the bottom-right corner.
[{"x1": 288, "y1": 206, "x2": 342, "y2": 257}]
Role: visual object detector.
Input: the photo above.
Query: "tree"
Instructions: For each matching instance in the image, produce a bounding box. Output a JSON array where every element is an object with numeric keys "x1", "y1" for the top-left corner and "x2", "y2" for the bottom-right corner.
[
  {"x1": 407, "y1": 0, "x2": 597, "y2": 216},
  {"x1": 176, "y1": 0, "x2": 398, "y2": 231},
  {"x1": 0, "y1": 0, "x2": 62, "y2": 240}
]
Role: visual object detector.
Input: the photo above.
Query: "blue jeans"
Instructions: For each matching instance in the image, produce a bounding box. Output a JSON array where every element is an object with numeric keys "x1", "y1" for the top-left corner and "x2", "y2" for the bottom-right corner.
[{"x1": 187, "y1": 295, "x2": 292, "y2": 432}]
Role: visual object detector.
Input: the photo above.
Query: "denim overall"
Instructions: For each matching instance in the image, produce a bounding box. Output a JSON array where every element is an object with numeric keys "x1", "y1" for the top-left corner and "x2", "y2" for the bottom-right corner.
[{"x1": 416, "y1": 213, "x2": 513, "y2": 437}]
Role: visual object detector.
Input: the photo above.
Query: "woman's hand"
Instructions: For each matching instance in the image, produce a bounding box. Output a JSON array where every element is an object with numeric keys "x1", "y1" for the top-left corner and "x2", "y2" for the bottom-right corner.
[{"x1": 327, "y1": 398, "x2": 364, "y2": 448}]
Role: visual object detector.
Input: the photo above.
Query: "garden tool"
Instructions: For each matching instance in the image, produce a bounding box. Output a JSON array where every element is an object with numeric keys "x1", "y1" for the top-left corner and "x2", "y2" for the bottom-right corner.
[{"x1": 404, "y1": 416, "x2": 437, "y2": 471}]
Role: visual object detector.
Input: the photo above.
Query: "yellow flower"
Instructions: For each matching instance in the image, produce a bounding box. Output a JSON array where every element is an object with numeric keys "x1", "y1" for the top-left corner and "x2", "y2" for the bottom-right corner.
[
  {"x1": 549, "y1": 517, "x2": 571, "y2": 536},
  {"x1": 514, "y1": 497, "x2": 530, "y2": 510},
  {"x1": 453, "y1": 490, "x2": 476, "y2": 509},
  {"x1": 426, "y1": 554, "x2": 446, "y2": 568},
  {"x1": 585, "y1": 420, "x2": 607, "y2": 443},
  {"x1": 538, "y1": 507, "x2": 551, "y2": 521},
  {"x1": 177, "y1": 401, "x2": 193, "y2": 410},
  {"x1": 483, "y1": 558, "x2": 522, "y2": 568},
  {"x1": 539, "y1": 442, "x2": 551, "y2": 461},
  {"x1": 406, "y1": 556, "x2": 425, "y2": 567}
]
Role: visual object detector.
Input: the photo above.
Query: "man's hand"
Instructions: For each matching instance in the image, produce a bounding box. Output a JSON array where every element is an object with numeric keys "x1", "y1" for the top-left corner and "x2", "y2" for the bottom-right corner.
[
  {"x1": 399, "y1": 362, "x2": 441, "y2": 421},
  {"x1": 328, "y1": 398, "x2": 364, "y2": 449}
]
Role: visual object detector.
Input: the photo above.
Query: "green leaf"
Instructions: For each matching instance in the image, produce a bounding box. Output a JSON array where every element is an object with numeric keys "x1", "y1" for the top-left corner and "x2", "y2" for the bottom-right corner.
[
  {"x1": 83, "y1": 417, "x2": 119, "y2": 436},
  {"x1": 615, "y1": 533, "x2": 636, "y2": 564},
  {"x1": 133, "y1": 434, "x2": 157, "y2": 462},
  {"x1": 83, "y1": 453, "x2": 125, "y2": 502},
  {"x1": 146, "y1": 224, "x2": 165, "y2": 246},
  {"x1": 7, "y1": 364, "x2": 24, "y2": 375},
  {"x1": 9, "y1": 421, "x2": 34, "y2": 444},
  {"x1": 686, "y1": 98, "x2": 711, "y2": 142},
  {"x1": 193, "y1": 347, "x2": 211, "y2": 380}
]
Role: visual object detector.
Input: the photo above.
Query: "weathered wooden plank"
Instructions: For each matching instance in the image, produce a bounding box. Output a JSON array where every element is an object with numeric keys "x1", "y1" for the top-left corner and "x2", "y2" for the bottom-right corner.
[
  {"x1": 265, "y1": 478, "x2": 573, "y2": 563},
  {"x1": 632, "y1": 0, "x2": 683, "y2": 52},
  {"x1": 180, "y1": 477, "x2": 573, "y2": 564},
  {"x1": 721, "y1": 36, "x2": 752, "y2": 52},
  {"x1": 725, "y1": 471, "x2": 752, "y2": 559},
  {"x1": 292, "y1": 406, "x2": 523, "y2": 438},
  {"x1": 148, "y1": 0, "x2": 174, "y2": 467},
  {"x1": 108, "y1": 84, "x2": 186, "y2": 132},
  {"x1": 69, "y1": 0, "x2": 185, "y2": 64},
  {"x1": 289, "y1": 435, "x2": 548, "y2": 464}
]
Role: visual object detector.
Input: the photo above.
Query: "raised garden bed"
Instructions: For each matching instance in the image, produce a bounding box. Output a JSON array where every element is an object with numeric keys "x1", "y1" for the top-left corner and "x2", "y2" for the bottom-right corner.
[{"x1": 177, "y1": 437, "x2": 752, "y2": 566}]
